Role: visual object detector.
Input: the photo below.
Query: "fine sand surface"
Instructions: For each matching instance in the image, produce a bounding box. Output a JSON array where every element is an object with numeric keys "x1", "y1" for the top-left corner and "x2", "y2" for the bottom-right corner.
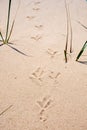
[{"x1": 0, "y1": 0, "x2": 87, "y2": 129}]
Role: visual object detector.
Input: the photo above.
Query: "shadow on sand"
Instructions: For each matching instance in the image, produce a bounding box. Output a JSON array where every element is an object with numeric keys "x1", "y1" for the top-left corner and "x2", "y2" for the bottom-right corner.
[{"x1": 78, "y1": 61, "x2": 87, "y2": 65}]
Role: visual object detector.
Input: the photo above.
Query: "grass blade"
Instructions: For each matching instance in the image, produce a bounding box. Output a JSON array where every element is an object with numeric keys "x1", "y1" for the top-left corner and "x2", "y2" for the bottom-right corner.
[
  {"x1": 64, "y1": 50, "x2": 67, "y2": 62},
  {"x1": 5, "y1": 0, "x2": 12, "y2": 43},
  {"x1": 76, "y1": 41, "x2": 87, "y2": 61},
  {"x1": 7, "y1": 20, "x2": 15, "y2": 43},
  {"x1": 64, "y1": 0, "x2": 73, "y2": 62},
  {"x1": 64, "y1": 0, "x2": 69, "y2": 62},
  {"x1": 68, "y1": 6, "x2": 73, "y2": 53},
  {"x1": 0, "y1": 32, "x2": 5, "y2": 43},
  {"x1": 7, "y1": 44, "x2": 28, "y2": 56},
  {"x1": 7, "y1": 0, "x2": 20, "y2": 43}
]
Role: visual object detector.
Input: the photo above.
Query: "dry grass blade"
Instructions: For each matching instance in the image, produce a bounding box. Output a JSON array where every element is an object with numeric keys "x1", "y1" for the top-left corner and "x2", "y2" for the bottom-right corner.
[
  {"x1": 76, "y1": 41, "x2": 87, "y2": 61},
  {"x1": 68, "y1": 6, "x2": 73, "y2": 53},
  {"x1": 64, "y1": 0, "x2": 72, "y2": 62},
  {"x1": 64, "y1": 50, "x2": 67, "y2": 62},
  {"x1": 0, "y1": 105, "x2": 13, "y2": 117},
  {"x1": 64, "y1": 0, "x2": 69, "y2": 63},
  {"x1": 7, "y1": 44, "x2": 28, "y2": 56}
]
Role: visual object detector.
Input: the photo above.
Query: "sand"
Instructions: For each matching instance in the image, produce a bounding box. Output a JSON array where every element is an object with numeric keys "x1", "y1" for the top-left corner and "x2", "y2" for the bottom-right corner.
[{"x1": 0, "y1": 0, "x2": 87, "y2": 129}]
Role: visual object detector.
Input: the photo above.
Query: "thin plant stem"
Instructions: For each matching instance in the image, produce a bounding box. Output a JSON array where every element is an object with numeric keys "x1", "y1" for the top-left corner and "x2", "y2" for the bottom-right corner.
[
  {"x1": 64, "y1": 0, "x2": 73, "y2": 62},
  {"x1": 7, "y1": 0, "x2": 20, "y2": 43},
  {"x1": 7, "y1": 20, "x2": 15, "y2": 43},
  {"x1": 5, "y1": 0, "x2": 12, "y2": 44},
  {"x1": 68, "y1": 6, "x2": 73, "y2": 53},
  {"x1": 0, "y1": 32, "x2": 5, "y2": 43},
  {"x1": 64, "y1": 0, "x2": 69, "y2": 62}
]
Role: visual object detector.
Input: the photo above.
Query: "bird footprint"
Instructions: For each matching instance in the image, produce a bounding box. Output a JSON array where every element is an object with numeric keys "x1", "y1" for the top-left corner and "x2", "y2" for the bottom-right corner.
[
  {"x1": 26, "y1": 16, "x2": 35, "y2": 20},
  {"x1": 33, "y1": 7, "x2": 40, "y2": 11},
  {"x1": 49, "y1": 71, "x2": 61, "y2": 79},
  {"x1": 46, "y1": 48, "x2": 58, "y2": 58},
  {"x1": 31, "y1": 35, "x2": 42, "y2": 41},
  {"x1": 34, "y1": 1, "x2": 41, "y2": 5},
  {"x1": 37, "y1": 96, "x2": 50, "y2": 108},
  {"x1": 37, "y1": 96, "x2": 52, "y2": 122},
  {"x1": 29, "y1": 67, "x2": 45, "y2": 85},
  {"x1": 35, "y1": 25, "x2": 43, "y2": 29}
]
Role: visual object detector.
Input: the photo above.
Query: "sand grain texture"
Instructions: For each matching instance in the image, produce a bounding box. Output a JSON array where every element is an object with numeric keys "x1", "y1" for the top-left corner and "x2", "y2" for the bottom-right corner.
[{"x1": 0, "y1": 0, "x2": 87, "y2": 130}]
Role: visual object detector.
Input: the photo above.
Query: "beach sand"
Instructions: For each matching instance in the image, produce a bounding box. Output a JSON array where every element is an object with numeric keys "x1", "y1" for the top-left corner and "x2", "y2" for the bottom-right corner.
[{"x1": 0, "y1": 0, "x2": 87, "y2": 129}]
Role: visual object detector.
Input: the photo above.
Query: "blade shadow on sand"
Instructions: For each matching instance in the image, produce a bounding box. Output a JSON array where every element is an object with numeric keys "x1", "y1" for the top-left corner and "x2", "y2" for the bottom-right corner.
[{"x1": 78, "y1": 61, "x2": 87, "y2": 65}]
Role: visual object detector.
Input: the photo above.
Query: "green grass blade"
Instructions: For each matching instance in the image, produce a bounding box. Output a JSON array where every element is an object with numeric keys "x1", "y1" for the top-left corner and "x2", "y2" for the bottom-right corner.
[
  {"x1": 65, "y1": 0, "x2": 69, "y2": 52},
  {"x1": 76, "y1": 41, "x2": 87, "y2": 61},
  {"x1": 7, "y1": 20, "x2": 15, "y2": 43},
  {"x1": 7, "y1": 0, "x2": 20, "y2": 43},
  {"x1": 5, "y1": 0, "x2": 12, "y2": 43},
  {"x1": 0, "y1": 32, "x2": 5, "y2": 43}
]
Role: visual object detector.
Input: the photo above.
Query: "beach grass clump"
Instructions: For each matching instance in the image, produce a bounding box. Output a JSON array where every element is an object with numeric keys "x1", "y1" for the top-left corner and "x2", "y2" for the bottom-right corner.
[
  {"x1": 0, "y1": 0, "x2": 27, "y2": 56},
  {"x1": 0, "y1": 0, "x2": 14, "y2": 44}
]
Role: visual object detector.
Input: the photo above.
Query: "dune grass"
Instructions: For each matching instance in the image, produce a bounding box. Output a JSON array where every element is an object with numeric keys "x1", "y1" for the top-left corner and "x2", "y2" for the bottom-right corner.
[
  {"x1": 77, "y1": 21, "x2": 87, "y2": 30},
  {"x1": 0, "y1": 0, "x2": 12, "y2": 44},
  {"x1": 0, "y1": 0, "x2": 27, "y2": 56}
]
